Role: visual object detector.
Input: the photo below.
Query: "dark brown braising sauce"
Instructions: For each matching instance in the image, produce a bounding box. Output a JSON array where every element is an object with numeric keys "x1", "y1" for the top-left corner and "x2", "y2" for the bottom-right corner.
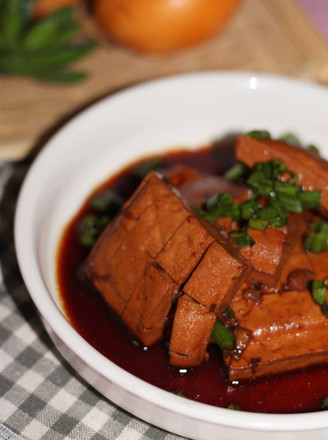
[{"x1": 57, "y1": 140, "x2": 328, "y2": 414}]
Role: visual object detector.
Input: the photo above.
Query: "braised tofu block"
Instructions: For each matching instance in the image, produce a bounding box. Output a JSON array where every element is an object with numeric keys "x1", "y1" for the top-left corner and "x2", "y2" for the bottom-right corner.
[
  {"x1": 225, "y1": 289, "x2": 328, "y2": 380},
  {"x1": 85, "y1": 171, "x2": 240, "y2": 347},
  {"x1": 236, "y1": 135, "x2": 328, "y2": 214},
  {"x1": 237, "y1": 210, "x2": 310, "y2": 287},
  {"x1": 240, "y1": 227, "x2": 287, "y2": 285},
  {"x1": 169, "y1": 295, "x2": 216, "y2": 367},
  {"x1": 183, "y1": 241, "x2": 252, "y2": 314}
]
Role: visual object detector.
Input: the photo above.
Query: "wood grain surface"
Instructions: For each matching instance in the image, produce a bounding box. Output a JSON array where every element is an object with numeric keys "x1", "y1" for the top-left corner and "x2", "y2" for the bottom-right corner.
[{"x1": 1, "y1": 0, "x2": 328, "y2": 161}]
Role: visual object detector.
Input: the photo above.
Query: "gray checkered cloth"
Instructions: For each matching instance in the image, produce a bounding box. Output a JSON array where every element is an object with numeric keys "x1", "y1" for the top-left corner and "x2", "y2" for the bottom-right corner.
[{"x1": 0, "y1": 161, "x2": 186, "y2": 440}]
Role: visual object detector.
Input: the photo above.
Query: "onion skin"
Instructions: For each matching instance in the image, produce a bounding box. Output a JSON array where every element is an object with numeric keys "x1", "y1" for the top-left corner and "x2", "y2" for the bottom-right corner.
[{"x1": 94, "y1": 0, "x2": 242, "y2": 53}]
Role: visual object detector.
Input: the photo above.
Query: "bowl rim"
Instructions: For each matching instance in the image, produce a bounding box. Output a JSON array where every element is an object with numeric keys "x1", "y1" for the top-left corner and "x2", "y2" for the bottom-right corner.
[{"x1": 14, "y1": 70, "x2": 328, "y2": 433}]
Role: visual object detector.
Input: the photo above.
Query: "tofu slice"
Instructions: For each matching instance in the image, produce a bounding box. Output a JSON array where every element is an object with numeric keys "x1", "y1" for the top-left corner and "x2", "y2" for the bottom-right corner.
[
  {"x1": 225, "y1": 289, "x2": 328, "y2": 380},
  {"x1": 236, "y1": 135, "x2": 328, "y2": 214},
  {"x1": 169, "y1": 294, "x2": 216, "y2": 367}
]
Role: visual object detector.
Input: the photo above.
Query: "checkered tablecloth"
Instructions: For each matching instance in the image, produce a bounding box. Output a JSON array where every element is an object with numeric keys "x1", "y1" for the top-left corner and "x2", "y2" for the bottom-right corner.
[{"x1": 0, "y1": 160, "x2": 185, "y2": 440}]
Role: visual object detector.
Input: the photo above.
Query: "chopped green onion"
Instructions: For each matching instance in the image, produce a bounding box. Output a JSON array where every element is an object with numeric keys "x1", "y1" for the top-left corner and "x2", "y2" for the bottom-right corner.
[
  {"x1": 311, "y1": 280, "x2": 326, "y2": 305},
  {"x1": 309, "y1": 221, "x2": 328, "y2": 234},
  {"x1": 303, "y1": 220, "x2": 328, "y2": 253},
  {"x1": 321, "y1": 396, "x2": 328, "y2": 409},
  {"x1": 224, "y1": 163, "x2": 247, "y2": 181},
  {"x1": 277, "y1": 192, "x2": 303, "y2": 213},
  {"x1": 222, "y1": 305, "x2": 235, "y2": 319},
  {"x1": 227, "y1": 403, "x2": 240, "y2": 410},
  {"x1": 308, "y1": 144, "x2": 320, "y2": 154},
  {"x1": 90, "y1": 190, "x2": 123, "y2": 212},
  {"x1": 278, "y1": 132, "x2": 301, "y2": 146},
  {"x1": 133, "y1": 158, "x2": 164, "y2": 179},
  {"x1": 230, "y1": 231, "x2": 255, "y2": 248},
  {"x1": 211, "y1": 320, "x2": 235, "y2": 350},
  {"x1": 78, "y1": 214, "x2": 110, "y2": 247},
  {"x1": 321, "y1": 303, "x2": 328, "y2": 318},
  {"x1": 206, "y1": 193, "x2": 240, "y2": 221},
  {"x1": 192, "y1": 205, "x2": 216, "y2": 224},
  {"x1": 245, "y1": 130, "x2": 271, "y2": 139},
  {"x1": 240, "y1": 200, "x2": 259, "y2": 220},
  {"x1": 298, "y1": 190, "x2": 321, "y2": 209},
  {"x1": 274, "y1": 180, "x2": 300, "y2": 196},
  {"x1": 303, "y1": 234, "x2": 327, "y2": 254},
  {"x1": 248, "y1": 218, "x2": 269, "y2": 231}
]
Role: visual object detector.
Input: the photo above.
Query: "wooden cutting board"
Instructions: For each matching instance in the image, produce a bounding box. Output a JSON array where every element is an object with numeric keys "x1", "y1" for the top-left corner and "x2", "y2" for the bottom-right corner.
[{"x1": 1, "y1": 0, "x2": 328, "y2": 161}]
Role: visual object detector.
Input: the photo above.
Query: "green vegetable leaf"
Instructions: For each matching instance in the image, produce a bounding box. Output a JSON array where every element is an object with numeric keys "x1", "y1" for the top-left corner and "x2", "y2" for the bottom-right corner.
[{"x1": 0, "y1": 1, "x2": 98, "y2": 83}]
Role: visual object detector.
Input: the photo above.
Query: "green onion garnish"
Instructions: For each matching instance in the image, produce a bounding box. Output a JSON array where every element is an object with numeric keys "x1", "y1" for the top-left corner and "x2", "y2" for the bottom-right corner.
[
  {"x1": 278, "y1": 132, "x2": 301, "y2": 146},
  {"x1": 206, "y1": 193, "x2": 240, "y2": 221},
  {"x1": 227, "y1": 403, "x2": 240, "y2": 410},
  {"x1": 224, "y1": 163, "x2": 247, "y2": 181},
  {"x1": 303, "y1": 220, "x2": 328, "y2": 253},
  {"x1": 248, "y1": 218, "x2": 269, "y2": 231},
  {"x1": 321, "y1": 304, "x2": 328, "y2": 318},
  {"x1": 211, "y1": 320, "x2": 235, "y2": 350},
  {"x1": 78, "y1": 214, "x2": 110, "y2": 247},
  {"x1": 133, "y1": 158, "x2": 164, "y2": 179},
  {"x1": 311, "y1": 280, "x2": 326, "y2": 305},
  {"x1": 321, "y1": 396, "x2": 328, "y2": 409},
  {"x1": 229, "y1": 231, "x2": 255, "y2": 248},
  {"x1": 298, "y1": 190, "x2": 322, "y2": 209},
  {"x1": 192, "y1": 206, "x2": 216, "y2": 224},
  {"x1": 245, "y1": 130, "x2": 271, "y2": 139},
  {"x1": 240, "y1": 200, "x2": 259, "y2": 220},
  {"x1": 222, "y1": 305, "x2": 235, "y2": 319},
  {"x1": 90, "y1": 190, "x2": 123, "y2": 212},
  {"x1": 308, "y1": 144, "x2": 320, "y2": 154}
]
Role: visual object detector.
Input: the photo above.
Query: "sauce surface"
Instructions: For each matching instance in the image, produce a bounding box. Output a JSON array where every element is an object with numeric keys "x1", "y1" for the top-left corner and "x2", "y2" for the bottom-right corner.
[{"x1": 57, "y1": 141, "x2": 328, "y2": 413}]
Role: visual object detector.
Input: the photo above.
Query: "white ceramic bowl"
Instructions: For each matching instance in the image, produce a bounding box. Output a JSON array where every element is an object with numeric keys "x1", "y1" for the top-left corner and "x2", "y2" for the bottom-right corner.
[{"x1": 15, "y1": 72, "x2": 328, "y2": 440}]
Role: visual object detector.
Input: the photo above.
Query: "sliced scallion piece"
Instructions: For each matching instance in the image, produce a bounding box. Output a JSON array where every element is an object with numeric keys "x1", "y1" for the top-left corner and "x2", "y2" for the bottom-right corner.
[
  {"x1": 248, "y1": 218, "x2": 269, "y2": 231},
  {"x1": 227, "y1": 403, "x2": 240, "y2": 410},
  {"x1": 133, "y1": 158, "x2": 164, "y2": 179},
  {"x1": 278, "y1": 132, "x2": 301, "y2": 147},
  {"x1": 192, "y1": 205, "x2": 216, "y2": 224},
  {"x1": 245, "y1": 130, "x2": 271, "y2": 139},
  {"x1": 321, "y1": 396, "x2": 328, "y2": 409},
  {"x1": 206, "y1": 193, "x2": 240, "y2": 221},
  {"x1": 298, "y1": 190, "x2": 321, "y2": 209},
  {"x1": 211, "y1": 320, "x2": 235, "y2": 350},
  {"x1": 311, "y1": 280, "x2": 327, "y2": 305},
  {"x1": 303, "y1": 220, "x2": 328, "y2": 253},
  {"x1": 90, "y1": 190, "x2": 123, "y2": 212},
  {"x1": 229, "y1": 231, "x2": 255, "y2": 248},
  {"x1": 321, "y1": 303, "x2": 328, "y2": 318},
  {"x1": 224, "y1": 163, "x2": 247, "y2": 182},
  {"x1": 240, "y1": 200, "x2": 259, "y2": 220}
]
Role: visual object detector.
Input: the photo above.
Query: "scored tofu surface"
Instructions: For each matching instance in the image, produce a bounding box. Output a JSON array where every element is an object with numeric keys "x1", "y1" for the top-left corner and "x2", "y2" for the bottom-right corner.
[{"x1": 85, "y1": 171, "x2": 251, "y2": 349}]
